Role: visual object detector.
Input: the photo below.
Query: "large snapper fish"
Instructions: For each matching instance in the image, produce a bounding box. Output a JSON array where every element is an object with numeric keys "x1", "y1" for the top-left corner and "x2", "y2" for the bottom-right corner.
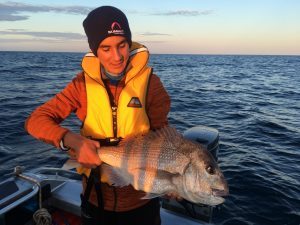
[{"x1": 97, "y1": 126, "x2": 229, "y2": 206}]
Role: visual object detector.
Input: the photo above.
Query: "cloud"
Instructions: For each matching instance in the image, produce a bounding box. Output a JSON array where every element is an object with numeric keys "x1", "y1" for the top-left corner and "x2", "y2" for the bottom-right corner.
[
  {"x1": 139, "y1": 32, "x2": 171, "y2": 36},
  {"x1": 152, "y1": 10, "x2": 213, "y2": 16},
  {"x1": 0, "y1": 1, "x2": 92, "y2": 21},
  {"x1": 0, "y1": 14, "x2": 29, "y2": 21},
  {"x1": 0, "y1": 29, "x2": 86, "y2": 41},
  {"x1": 138, "y1": 40, "x2": 167, "y2": 45}
]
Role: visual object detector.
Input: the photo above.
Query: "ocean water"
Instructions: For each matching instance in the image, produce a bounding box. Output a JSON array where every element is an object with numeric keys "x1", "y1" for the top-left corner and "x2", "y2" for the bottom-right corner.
[{"x1": 0, "y1": 51, "x2": 299, "y2": 225}]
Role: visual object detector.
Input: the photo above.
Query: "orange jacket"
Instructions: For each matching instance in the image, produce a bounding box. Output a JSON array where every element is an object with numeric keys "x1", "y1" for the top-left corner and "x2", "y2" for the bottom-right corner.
[{"x1": 25, "y1": 71, "x2": 170, "y2": 211}]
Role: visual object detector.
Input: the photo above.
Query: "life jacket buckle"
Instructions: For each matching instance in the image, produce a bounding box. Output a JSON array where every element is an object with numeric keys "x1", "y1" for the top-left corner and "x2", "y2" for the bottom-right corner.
[
  {"x1": 94, "y1": 137, "x2": 121, "y2": 146},
  {"x1": 107, "y1": 137, "x2": 121, "y2": 144}
]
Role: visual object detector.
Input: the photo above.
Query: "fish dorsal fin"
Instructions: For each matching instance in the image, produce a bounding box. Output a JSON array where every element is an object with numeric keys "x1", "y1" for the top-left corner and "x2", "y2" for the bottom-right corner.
[
  {"x1": 114, "y1": 126, "x2": 184, "y2": 157},
  {"x1": 151, "y1": 126, "x2": 184, "y2": 149},
  {"x1": 116, "y1": 126, "x2": 183, "y2": 148},
  {"x1": 152, "y1": 126, "x2": 183, "y2": 139}
]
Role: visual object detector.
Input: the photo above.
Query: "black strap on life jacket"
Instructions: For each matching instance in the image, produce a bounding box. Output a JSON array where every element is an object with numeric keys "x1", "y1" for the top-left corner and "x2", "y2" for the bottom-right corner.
[
  {"x1": 82, "y1": 138, "x2": 120, "y2": 211},
  {"x1": 83, "y1": 166, "x2": 104, "y2": 210}
]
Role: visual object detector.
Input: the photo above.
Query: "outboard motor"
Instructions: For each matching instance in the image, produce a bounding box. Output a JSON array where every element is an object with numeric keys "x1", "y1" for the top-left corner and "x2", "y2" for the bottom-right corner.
[
  {"x1": 183, "y1": 125, "x2": 219, "y2": 161},
  {"x1": 161, "y1": 125, "x2": 220, "y2": 223}
]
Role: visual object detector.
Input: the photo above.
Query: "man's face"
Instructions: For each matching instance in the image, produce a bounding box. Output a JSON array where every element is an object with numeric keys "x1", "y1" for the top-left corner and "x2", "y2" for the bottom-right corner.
[{"x1": 97, "y1": 36, "x2": 130, "y2": 75}]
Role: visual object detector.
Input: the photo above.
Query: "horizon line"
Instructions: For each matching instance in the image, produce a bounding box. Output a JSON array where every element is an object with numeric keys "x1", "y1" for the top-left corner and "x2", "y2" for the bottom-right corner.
[{"x1": 0, "y1": 50, "x2": 299, "y2": 57}]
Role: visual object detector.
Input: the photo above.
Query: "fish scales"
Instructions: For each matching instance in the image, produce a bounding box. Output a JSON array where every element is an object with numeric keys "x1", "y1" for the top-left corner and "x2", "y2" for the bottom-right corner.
[{"x1": 98, "y1": 128, "x2": 191, "y2": 175}]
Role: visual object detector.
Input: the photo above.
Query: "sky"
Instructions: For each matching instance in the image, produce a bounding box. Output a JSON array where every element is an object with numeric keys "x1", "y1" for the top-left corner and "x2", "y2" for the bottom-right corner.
[{"x1": 0, "y1": 0, "x2": 299, "y2": 55}]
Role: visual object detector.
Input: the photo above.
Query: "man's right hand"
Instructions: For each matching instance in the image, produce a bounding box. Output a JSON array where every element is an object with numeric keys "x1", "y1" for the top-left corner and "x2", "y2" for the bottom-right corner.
[{"x1": 63, "y1": 131, "x2": 102, "y2": 168}]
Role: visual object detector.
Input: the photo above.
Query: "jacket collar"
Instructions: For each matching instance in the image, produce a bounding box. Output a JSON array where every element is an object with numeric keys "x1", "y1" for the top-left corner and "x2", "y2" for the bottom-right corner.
[{"x1": 81, "y1": 42, "x2": 149, "y2": 86}]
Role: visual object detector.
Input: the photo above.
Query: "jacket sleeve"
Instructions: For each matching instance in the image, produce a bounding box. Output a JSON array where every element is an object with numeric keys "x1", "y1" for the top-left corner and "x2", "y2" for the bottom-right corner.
[
  {"x1": 146, "y1": 74, "x2": 171, "y2": 129},
  {"x1": 24, "y1": 73, "x2": 86, "y2": 148}
]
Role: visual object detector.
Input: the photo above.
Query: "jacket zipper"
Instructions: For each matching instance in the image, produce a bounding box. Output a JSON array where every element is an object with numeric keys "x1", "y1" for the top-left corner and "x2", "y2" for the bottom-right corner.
[
  {"x1": 111, "y1": 106, "x2": 118, "y2": 139},
  {"x1": 112, "y1": 81, "x2": 119, "y2": 211},
  {"x1": 111, "y1": 80, "x2": 119, "y2": 139}
]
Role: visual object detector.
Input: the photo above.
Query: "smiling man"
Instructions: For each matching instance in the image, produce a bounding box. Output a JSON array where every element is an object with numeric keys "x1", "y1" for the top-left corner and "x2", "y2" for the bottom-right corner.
[
  {"x1": 97, "y1": 36, "x2": 129, "y2": 75},
  {"x1": 25, "y1": 6, "x2": 170, "y2": 225}
]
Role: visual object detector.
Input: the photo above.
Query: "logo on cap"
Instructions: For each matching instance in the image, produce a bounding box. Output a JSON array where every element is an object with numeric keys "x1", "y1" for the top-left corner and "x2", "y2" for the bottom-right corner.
[{"x1": 108, "y1": 22, "x2": 124, "y2": 35}]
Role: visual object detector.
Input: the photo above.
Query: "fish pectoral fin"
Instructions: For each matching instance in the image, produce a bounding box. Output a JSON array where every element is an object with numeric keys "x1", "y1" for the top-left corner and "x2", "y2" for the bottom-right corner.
[
  {"x1": 141, "y1": 193, "x2": 164, "y2": 199},
  {"x1": 100, "y1": 163, "x2": 130, "y2": 187}
]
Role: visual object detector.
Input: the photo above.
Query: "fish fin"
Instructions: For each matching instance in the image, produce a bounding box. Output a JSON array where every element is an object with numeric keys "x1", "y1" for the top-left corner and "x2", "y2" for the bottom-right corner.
[
  {"x1": 151, "y1": 126, "x2": 184, "y2": 150},
  {"x1": 153, "y1": 126, "x2": 183, "y2": 139},
  {"x1": 100, "y1": 163, "x2": 130, "y2": 187},
  {"x1": 61, "y1": 158, "x2": 80, "y2": 170},
  {"x1": 141, "y1": 193, "x2": 164, "y2": 199},
  {"x1": 116, "y1": 126, "x2": 182, "y2": 147}
]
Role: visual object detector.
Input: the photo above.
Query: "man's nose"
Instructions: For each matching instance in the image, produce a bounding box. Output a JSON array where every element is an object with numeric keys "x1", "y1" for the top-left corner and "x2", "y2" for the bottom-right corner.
[{"x1": 112, "y1": 48, "x2": 123, "y2": 61}]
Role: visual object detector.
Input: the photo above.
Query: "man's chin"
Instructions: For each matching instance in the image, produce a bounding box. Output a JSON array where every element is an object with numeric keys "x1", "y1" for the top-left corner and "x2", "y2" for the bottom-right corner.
[{"x1": 108, "y1": 67, "x2": 125, "y2": 75}]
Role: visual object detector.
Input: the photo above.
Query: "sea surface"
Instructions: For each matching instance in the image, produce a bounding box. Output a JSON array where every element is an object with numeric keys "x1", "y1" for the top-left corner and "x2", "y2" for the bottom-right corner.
[{"x1": 0, "y1": 51, "x2": 299, "y2": 225}]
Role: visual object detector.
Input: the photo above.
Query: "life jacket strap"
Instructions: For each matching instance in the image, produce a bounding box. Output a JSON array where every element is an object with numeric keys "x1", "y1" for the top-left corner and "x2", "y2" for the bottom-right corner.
[
  {"x1": 82, "y1": 166, "x2": 104, "y2": 210},
  {"x1": 81, "y1": 135, "x2": 120, "y2": 209}
]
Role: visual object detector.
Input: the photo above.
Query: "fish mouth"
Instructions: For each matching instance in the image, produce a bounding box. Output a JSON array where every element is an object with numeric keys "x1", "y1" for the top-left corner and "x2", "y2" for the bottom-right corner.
[{"x1": 212, "y1": 188, "x2": 229, "y2": 197}]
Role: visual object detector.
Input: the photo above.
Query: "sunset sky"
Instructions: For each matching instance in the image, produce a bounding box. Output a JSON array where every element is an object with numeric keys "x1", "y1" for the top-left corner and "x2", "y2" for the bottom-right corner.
[{"x1": 0, "y1": 0, "x2": 299, "y2": 55}]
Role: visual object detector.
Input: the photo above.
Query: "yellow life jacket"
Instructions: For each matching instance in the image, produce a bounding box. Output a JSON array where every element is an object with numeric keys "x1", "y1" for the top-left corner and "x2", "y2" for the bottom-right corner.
[{"x1": 78, "y1": 42, "x2": 152, "y2": 176}]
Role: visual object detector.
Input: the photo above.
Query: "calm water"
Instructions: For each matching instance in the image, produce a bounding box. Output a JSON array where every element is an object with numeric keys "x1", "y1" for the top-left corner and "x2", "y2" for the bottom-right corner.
[{"x1": 0, "y1": 51, "x2": 299, "y2": 225}]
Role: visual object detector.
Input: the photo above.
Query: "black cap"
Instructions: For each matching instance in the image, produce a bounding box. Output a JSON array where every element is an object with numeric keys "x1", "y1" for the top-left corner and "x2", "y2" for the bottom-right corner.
[{"x1": 83, "y1": 6, "x2": 132, "y2": 56}]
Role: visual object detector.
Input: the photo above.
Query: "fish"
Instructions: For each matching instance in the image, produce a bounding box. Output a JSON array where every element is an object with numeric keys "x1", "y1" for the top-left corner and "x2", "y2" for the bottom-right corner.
[{"x1": 97, "y1": 126, "x2": 229, "y2": 206}]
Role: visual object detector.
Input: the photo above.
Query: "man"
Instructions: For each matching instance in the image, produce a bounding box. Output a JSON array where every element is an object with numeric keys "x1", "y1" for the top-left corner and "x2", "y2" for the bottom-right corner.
[{"x1": 25, "y1": 6, "x2": 170, "y2": 225}]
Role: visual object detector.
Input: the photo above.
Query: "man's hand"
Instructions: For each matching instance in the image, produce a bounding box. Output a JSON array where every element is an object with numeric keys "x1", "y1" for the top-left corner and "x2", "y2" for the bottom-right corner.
[{"x1": 63, "y1": 131, "x2": 102, "y2": 168}]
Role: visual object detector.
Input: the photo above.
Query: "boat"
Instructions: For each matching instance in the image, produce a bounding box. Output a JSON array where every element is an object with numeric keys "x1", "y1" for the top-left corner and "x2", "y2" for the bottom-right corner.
[{"x1": 0, "y1": 126, "x2": 220, "y2": 225}]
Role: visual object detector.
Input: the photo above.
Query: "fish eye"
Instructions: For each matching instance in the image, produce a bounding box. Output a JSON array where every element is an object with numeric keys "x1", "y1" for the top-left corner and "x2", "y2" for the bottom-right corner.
[{"x1": 206, "y1": 165, "x2": 215, "y2": 175}]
